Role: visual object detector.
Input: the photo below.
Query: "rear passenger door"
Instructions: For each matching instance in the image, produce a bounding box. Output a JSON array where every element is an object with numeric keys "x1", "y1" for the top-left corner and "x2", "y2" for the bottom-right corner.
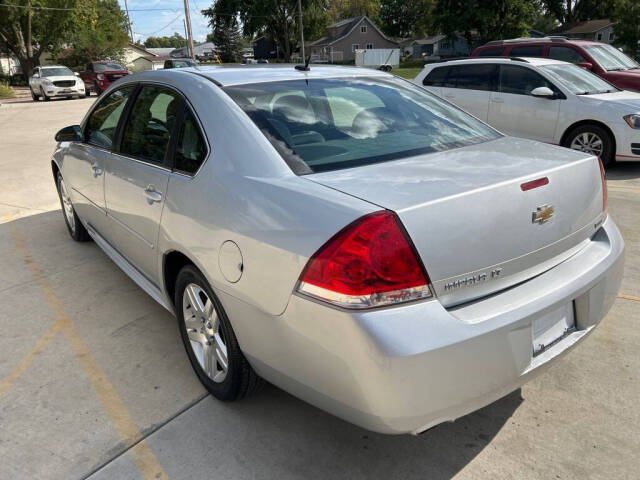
[
  {"x1": 440, "y1": 64, "x2": 497, "y2": 121},
  {"x1": 105, "y1": 84, "x2": 183, "y2": 284},
  {"x1": 487, "y1": 64, "x2": 560, "y2": 142}
]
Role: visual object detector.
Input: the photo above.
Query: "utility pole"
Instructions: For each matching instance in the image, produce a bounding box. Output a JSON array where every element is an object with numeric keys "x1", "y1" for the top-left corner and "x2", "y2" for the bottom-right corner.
[
  {"x1": 123, "y1": 0, "x2": 134, "y2": 43},
  {"x1": 183, "y1": 0, "x2": 196, "y2": 59},
  {"x1": 183, "y1": 19, "x2": 188, "y2": 47},
  {"x1": 297, "y1": 0, "x2": 305, "y2": 61}
]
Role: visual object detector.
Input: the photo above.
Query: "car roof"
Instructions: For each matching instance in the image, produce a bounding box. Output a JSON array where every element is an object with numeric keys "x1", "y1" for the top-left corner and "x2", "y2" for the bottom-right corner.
[
  {"x1": 479, "y1": 38, "x2": 604, "y2": 48},
  {"x1": 40, "y1": 65, "x2": 71, "y2": 69},
  {"x1": 178, "y1": 64, "x2": 390, "y2": 86},
  {"x1": 426, "y1": 57, "x2": 568, "y2": 68}
]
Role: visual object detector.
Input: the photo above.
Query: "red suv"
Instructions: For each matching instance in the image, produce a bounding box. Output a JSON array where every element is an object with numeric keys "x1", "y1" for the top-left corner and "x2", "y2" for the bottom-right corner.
[
  {"x1": 79, "y1": 61, "x2": 131, "y2": 96},
  {"x1": 472, "y1": 37, "x2": 640, "y2": 92}
]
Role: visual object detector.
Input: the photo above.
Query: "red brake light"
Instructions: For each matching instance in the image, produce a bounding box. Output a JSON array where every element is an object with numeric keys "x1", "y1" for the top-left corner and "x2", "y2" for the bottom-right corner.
[
  {"x1": 297, "y1": 211, "x2": 431, "y2": 309},
  {"x1": 521, "y1": 177, "x2": 549, "y2": 191},
  {"x1": 598, "y1": 157, "x2": 607, "y2": 212}
]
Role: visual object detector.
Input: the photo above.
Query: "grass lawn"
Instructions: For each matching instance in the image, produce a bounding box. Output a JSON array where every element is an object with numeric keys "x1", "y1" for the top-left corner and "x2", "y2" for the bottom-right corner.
[{"x1": 391, "y1": 67, "x2": 423, "y2": 80}]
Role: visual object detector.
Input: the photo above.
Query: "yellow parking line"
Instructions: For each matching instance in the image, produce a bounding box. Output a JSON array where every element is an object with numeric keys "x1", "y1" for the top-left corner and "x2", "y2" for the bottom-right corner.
[
  {"x1": 618, "y1": 293, "x2": 640, "y2": 303},
  {"x1": 3, "y1": 213, "x2": 168, "y2": 480}
]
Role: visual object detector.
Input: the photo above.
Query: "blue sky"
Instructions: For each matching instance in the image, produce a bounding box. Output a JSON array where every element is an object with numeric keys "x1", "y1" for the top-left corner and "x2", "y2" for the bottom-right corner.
[{"x1": 119, "y1": 0, "x2": 211, "y2": 43}]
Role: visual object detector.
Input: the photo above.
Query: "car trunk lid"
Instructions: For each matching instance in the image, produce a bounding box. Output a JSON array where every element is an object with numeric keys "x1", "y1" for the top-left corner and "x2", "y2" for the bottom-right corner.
[{"x1": 306, "y1": 137, "x2": 605, "y2": 307}]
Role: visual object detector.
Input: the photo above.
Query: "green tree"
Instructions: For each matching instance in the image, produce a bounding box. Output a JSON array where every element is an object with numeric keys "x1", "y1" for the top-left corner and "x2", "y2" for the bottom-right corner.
[
  {"x1": 328, "y1": 0, "x2": 380, "y2": 22},
  {"x1": 542, "y1": 0, "x2": 615, "y2": 25},
  {"x1": 61, "y1": 0, "x2": 129, "y2": 68},
  {"x1": 434, "y1": 0, "x2": 537, "y2": 49},
  {"x1": 613, "y1": 0, "x2": 640, "y2": 60},
  {"x1": 145, "y1": 33, "x2": 188, "y2": 48},
  {"x1": 210, "y1": 4, "x2": 242, "y2": 62},
  {"x1": 0, "y1": 0, "x2": 78, "y2": 80},
  {"x1": 379, "y1": 0, "x2": 434, "y2": 38},
  {"x1": 203, "y1": 0, "x2": 329, "y2": 62}
]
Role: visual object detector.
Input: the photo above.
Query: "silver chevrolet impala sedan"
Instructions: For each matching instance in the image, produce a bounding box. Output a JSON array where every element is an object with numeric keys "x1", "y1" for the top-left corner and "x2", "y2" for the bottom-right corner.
[{"x1": 51, "y1": 65, "x2": 624, "y2": 434}]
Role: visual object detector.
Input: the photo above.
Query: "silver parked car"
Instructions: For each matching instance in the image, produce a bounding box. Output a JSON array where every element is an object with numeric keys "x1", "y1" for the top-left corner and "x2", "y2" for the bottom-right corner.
[{"x1": 52, "y1": 66, "x2": 624, "y2": 435}]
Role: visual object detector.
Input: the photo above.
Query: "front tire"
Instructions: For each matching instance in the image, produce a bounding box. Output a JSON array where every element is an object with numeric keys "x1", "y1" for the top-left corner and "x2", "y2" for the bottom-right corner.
[
  {"x1": 41, "y1": 87, "x2": 50, "y2": 102},
  {"x1": 175, "y1": 265, "x2": 263, "y2": 401},
  {"x1": 94, "y1": 82, "x2": 101, "y2": 96},
  {"x1": 56, "y1": 172, "x2": 90, "y2": 242},
  {"x1": 564, "y1": 124, "x2": 614, "y2": 166},
  {"x1": 30, "y1": 88, "x2": 39, "y2": 101}
]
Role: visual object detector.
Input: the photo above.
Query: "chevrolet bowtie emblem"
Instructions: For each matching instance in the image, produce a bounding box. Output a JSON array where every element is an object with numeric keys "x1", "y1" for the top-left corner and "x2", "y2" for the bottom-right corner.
[{"x1": 532, "y1": 205, "x2": 554, "y2": 224}]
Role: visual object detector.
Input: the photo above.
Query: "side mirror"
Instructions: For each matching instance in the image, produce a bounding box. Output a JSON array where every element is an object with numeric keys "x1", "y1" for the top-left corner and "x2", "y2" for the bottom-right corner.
[
  {"x1": 33, "y1": 73, "x2": 39, "y2": 78},
  {"x1": 74, "y1": 72, "x2": 80, "y2": 77},
  {"x1": 531, "y1": 86, "x2": 555, "y2": 98},
  {"x1": 578, "y1": 62, "x2": 593, "y2": 71},
  {"x1": 55, "y1": 125, "x2": 84, "y2": 142}
]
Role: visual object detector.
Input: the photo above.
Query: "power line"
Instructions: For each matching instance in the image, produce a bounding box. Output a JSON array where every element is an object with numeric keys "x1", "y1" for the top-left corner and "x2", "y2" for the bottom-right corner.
[{"x1": 137, "y1": 11, "x2": 184, "y2": 37}]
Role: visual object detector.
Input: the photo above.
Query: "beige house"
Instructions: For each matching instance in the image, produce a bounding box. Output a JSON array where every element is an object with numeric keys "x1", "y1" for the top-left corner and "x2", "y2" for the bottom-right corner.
[{"x1": 309, "y1": 16, "x2": 397, "y2": 63}]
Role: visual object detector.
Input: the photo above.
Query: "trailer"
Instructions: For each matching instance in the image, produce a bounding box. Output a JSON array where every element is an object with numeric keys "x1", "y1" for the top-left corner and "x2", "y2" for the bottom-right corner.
[{"x1": 354, "y1": 48, "x2": 400, "y2": 71}]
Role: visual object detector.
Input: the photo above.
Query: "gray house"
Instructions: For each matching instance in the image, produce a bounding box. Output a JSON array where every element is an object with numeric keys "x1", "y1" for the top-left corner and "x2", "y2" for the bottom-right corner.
[
  {"x1": 409, "y1": 35, "x2": 469, "y2": 58},
  {"x1": 550, "y1": 19, "x2": 616, "y2": 44},
  {"x1": 308, "y1": 16, "x2": 397, "y2": 63}
]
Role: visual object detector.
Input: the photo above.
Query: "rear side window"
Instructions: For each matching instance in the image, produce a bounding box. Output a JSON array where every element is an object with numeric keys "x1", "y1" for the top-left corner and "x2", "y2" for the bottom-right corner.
[
  {"x1": 174, "y1": 109, "x2": 207, "y2": 175},
  {"x1": 85, "y1": 86, "x2": 135, "y2": 149},
  {"x1": 548, "y1": 46, "x2": 586, "y2": 64},
  {"x1": 422, "y1": 67, "x2": 449, "y2": 86},
  {"x1": 508, "y1": 45, "x2": 544, "y2": 57},
  {"x1": 477, "y1": 47, "x2": 505, "y2": 57},
  {"x1": 120, "y1": 85, "x2": 182, "y2": 165},
  {"x1": 445, "y1": 64, "x2": 496, "y2": 91},
  {"x1": 498, "y1": 65, "x2": 555, "y2": 95}
]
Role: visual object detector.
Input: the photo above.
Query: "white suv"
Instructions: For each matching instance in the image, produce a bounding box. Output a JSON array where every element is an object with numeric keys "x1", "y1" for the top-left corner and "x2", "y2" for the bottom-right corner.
[
  {"x1": 414, "y1": 57, "x2": 640, "y2": 165},
  {"x1": 29, "y1": 65, "x2": 86, "y2": 101}
]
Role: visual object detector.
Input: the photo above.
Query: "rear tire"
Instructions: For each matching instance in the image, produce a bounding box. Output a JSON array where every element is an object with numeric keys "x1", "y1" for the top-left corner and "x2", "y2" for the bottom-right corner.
[
  {"x1": 56, "y1": 172, "x2": 90, "y2": 242},
  {"x1": 563, "y1": 124, "x2": 614, "y2": 166},
  {"x1": 175, "y1": 265, "x2": 263, "y2": 401}
]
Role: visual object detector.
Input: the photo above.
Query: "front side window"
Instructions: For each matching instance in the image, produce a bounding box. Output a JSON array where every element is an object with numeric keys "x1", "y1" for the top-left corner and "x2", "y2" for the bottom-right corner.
[
  {"x1": 508, "y1": 45, "x2": 543, "y2": 57},
  {"x1": 548, "y1": 46, "x2": 586, "y2": 64},
  {"x1": 174, "y1": 109, "x2": 207, "y2": 174},
  {"x1": 225, "y1": 77, "x2": 500, "y2": 174},
  {"x1": 541, "y1": 64, "x2": 618, "y2": 95},
  {"x1": 498, "y1": 65, "x2": 555, "y2": 96},
  {"x1": 85, "y1": 86, "x2": 135, "y2": 149},
  {"x1": 120, "y1": 86, "x2": 182, "y2": 165},
  {"x1": 446, "y1": 64, "x2": 496, "y2": 91},
  {"x1": 423, "y1": 66, "x2": 449, "y2": 86}
]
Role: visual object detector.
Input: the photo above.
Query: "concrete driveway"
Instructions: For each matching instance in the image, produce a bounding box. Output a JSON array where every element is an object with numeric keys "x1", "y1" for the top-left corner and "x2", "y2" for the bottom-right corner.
[{"x1": 0, "y1": 97, "x2": 639, "y2": 480}]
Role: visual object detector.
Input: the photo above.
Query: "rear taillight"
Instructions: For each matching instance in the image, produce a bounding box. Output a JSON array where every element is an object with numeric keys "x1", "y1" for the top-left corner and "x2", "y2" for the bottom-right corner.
[
  {"x1": 297, "y1": 211, "x2": 432, "y2": 309},
  {"x1": 598, "y1": 157, "x2": 607, "y2": 212}
]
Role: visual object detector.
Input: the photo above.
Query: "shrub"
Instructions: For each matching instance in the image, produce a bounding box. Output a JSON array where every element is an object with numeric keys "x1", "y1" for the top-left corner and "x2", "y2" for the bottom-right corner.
[{"x1": 0, "y1": 82, "x2": 15, "y2": 99}]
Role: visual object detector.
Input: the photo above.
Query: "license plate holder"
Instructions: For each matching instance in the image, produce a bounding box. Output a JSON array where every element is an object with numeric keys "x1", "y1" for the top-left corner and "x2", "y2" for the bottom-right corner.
[{"x1": 532, "y1": 302, "x2": 575, "y2": 356}]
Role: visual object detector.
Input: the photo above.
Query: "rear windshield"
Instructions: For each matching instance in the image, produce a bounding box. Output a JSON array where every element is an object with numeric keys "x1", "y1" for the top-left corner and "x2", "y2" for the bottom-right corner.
[
  {"x1": 225, "y1": 77, "x2": 500, "y2": 174},
  {"x1": 94, "y1": 62, "x2": 125, "y2": 71}
]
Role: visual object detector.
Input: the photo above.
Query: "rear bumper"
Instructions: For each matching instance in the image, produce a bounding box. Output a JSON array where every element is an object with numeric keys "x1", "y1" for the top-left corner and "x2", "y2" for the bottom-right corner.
[{"x1": 226, "y1": 216, "x2": 624, "y2": 434}]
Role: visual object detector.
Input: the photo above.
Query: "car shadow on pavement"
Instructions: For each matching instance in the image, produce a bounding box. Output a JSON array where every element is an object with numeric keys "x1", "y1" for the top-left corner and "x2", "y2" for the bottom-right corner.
[
  {"x1": 606, "y1": 161, "x2": 640, "y2": 180},
  {"x1": 1, "y1": 210, "x2": 522, "y2": 480}
]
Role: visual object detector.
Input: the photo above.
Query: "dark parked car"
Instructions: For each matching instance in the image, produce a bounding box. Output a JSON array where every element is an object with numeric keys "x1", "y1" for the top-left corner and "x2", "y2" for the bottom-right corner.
[
  {"x1": 472, "y1": 37, "x2": 640, "y2": 92},
  {"x1": 79, "y1": 61, "x2": 130, "y2": 95},
  {"x1": 163, "y1": 58, "x2": 197, "y2": 69}
]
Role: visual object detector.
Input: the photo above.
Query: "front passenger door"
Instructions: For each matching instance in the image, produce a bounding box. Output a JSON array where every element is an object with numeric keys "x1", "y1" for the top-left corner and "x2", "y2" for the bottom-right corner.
[{"x1": 105, "y1": 85, "x2": 182, "y2": 285}]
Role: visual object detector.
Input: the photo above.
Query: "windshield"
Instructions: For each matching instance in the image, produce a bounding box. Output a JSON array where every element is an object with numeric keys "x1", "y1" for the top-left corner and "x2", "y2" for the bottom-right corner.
[
  {"x1": 172, "y1": 59, "x2": 196, "y2": 68},
  {"x1": 541, "y1": 64, "x2": 618, "y2": 95},
  {"x1": 584, "y1": 45, "x2": 640, "y2": 71},
  {"x1": 225, "y1": 77, "x2": 500, "y2": 174},
  {"x1": 94, "y1": 62, "x2": 125, "y2": 72},
  {"x1": 41, "y1": 67, "x2": 74, "y2": 77}
]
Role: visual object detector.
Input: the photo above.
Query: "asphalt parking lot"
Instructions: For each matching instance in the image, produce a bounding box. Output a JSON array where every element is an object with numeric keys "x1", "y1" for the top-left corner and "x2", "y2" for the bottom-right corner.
[{"x1": 0, "y1": 96, "x2": 639, "y2": 480}]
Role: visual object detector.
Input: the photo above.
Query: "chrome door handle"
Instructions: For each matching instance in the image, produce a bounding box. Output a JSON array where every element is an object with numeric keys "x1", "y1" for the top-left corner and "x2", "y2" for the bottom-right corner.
[
  {"x1": 91, "y1": 164, "x2": 103, "y2": 177},
  {"x1": 491, "y1": 97, "x2": 504, "y2": 103},
  {"x1": 144, "y1": 185, "x2": 163, "y2": 204}
]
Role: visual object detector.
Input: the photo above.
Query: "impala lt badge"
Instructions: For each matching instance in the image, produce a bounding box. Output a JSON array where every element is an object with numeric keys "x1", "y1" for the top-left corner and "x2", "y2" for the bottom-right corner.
[{"x1": 532, "y1": 205, "x2": 554, "y2": 224}]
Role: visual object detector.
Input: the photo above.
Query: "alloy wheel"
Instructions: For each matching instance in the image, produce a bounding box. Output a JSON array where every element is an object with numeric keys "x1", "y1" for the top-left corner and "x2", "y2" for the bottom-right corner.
[
  {"x1": 59, "y1": 177, "x2": 75, "y2": 233},
  {"x1": 182, "y1": 283, "x2": 228, "y2": 383},
  {"x1": 570, "y1": 132, "x2": 604, "y2": 157}
]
